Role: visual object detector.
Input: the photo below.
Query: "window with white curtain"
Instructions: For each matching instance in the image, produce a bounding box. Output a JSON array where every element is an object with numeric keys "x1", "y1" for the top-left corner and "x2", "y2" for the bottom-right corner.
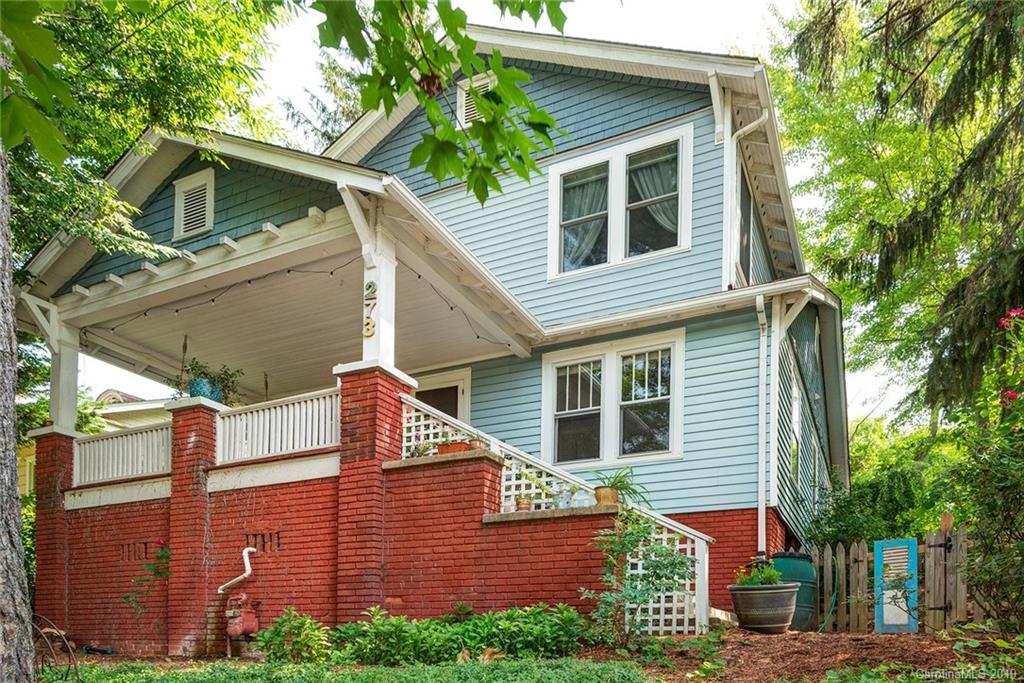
[
  {"x1": 546, "y1": 121, "x2": 693, "y2": 279},
  {"x1": 541, "y1": 330, "x2": 685, "y2": 468}
]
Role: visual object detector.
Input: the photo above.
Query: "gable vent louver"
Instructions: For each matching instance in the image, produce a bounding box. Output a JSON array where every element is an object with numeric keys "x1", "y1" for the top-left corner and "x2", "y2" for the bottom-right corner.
[
  {"x1": 458, "y1": 74, "x2": 493, "y2": 125},
  {"x1": 180, "y1": 184, "x2": 209, "y2": 234}
]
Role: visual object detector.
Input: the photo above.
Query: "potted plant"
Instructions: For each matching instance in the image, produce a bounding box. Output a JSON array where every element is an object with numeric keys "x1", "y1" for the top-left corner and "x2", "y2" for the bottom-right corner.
[
  {"x1": 515, "y1": 493, "x2": 535, "y2": 511},
  {"x1": 591, "y1": 467, "x2": 650, "y2": 506},
  {"x1": 728, "y1": 559, "x2": 799, "y2": 634},
  {"x1": 181, "y1": 358, "x2": 244, "y2": 405},
  {"x1": 434, "y1": 431, "x2": 474, "y2": 455}
]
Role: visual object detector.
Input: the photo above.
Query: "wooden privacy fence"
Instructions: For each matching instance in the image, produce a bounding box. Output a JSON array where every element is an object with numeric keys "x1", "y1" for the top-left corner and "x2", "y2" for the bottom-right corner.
[{"x1": 805, "y1": 527, "x2": 984, "y2": 633}]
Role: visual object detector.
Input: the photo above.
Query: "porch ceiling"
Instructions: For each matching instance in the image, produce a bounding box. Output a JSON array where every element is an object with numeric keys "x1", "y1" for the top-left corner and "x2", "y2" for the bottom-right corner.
[{"x1": 79, "y1": 253, "x2": 512, "y2": 400}]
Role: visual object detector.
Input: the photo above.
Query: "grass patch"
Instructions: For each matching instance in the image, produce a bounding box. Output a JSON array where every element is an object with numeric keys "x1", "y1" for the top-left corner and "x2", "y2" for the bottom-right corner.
[{"x1": 43, "y1": 658, "x2": 648, "y2": 683}]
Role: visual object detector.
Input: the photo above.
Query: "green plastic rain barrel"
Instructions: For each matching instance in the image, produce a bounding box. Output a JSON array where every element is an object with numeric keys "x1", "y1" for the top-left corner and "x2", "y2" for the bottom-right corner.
[{"x1": 772, "y1": 551, "x2": 817, "y2": 631}]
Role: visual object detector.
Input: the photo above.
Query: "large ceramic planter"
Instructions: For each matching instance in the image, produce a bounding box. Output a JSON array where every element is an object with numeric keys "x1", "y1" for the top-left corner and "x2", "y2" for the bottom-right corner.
[
  {"x1": 728, "y1": 582, "x2": 800, "y2": 634},
  {"x1": 189, "y1": 378, "x2": 223, "y2": 402}
]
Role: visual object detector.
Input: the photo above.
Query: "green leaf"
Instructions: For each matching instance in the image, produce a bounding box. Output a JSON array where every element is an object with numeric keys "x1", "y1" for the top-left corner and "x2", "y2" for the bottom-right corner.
[
  {"x1": 312, "y1": 0, "x2": 369, "y2": 59},
  {"x1": 545, "y1": 1, "x2": 567, "y2": 31},
  {"x1": 1, "y1": 94, "x2": 68, "y2": 165}
]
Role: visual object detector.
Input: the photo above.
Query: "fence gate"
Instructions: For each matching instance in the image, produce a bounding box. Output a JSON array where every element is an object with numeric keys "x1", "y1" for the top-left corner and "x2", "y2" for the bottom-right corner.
[
  {"x1": 873, "y1": 538, "x2": 918, "y2": 633},
  {"x1": 808, "y1": 525, "x2": 980, "y2": 633}
]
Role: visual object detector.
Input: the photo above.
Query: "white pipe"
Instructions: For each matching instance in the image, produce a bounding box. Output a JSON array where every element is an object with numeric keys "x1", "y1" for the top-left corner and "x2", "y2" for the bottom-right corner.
[
  {"x1": 217, "y1": 547, "x2": 257, "y2": 594},
  {"x1": 755, "y1": 295, "x2": 768, "y2": 556},
  {"x1": 732, "y1": 108, "x2": 769, "y2": 143}
]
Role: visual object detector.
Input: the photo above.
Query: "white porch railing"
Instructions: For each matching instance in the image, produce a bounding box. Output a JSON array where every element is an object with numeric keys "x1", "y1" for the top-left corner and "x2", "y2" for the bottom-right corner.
[
  {"x1": 73, "y1": 423, "x2": 172, "y2": 487},
  {"x1": 400, "y1": 393, "x2": 711, "y2": 634},
  {"x1": 216, "y1": 388, "x2": 339, "y2": 464}
]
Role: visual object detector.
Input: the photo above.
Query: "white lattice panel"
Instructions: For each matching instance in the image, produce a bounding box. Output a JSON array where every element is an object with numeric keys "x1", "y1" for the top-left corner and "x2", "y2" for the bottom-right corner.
[
  {"x1": 402, "y1": 403, "x2": 478, "y2": 457},
  {"x1": 501, "y1": 455, "x2": 595, "y2": 511},
  {"x1": 628, "y1": 528, "x2": 698, "y2": 635}
]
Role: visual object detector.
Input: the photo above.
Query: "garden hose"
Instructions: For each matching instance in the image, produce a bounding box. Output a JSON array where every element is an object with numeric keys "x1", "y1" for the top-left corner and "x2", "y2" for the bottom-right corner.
[{"x1": 817, "y1": 551, "x2": 839, "y2": 633}]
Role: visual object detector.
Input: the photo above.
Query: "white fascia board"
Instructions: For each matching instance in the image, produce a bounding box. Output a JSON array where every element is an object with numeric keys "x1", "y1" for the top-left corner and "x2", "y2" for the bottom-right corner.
[
  {"x1": 382, "y1": 176, "x2": 545, "y2": 337},
  {"x1": 754, "y1": 67, "x2": 805, "y2": 273},
  {"x1": 160, "y1": 131, "x2": 386, "y2": 193},
  {"x1": 466, "y1": 24, "x2": 759, "y2": 81},
  {"x1": 540, "y1": 275, "x2": 828, "y2": 344},
  {"x1": 105, "y1": 128, "x2": 164, "y2": 190}
]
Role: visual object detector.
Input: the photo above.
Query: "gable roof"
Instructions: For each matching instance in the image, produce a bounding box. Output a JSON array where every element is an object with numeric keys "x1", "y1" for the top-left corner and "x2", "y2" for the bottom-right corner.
[{"x1": 322, "y1": 24, "x2": 803, "y2": 276}]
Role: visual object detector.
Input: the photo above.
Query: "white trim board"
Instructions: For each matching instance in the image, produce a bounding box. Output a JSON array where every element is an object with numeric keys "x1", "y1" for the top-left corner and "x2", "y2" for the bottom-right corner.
[
  {"x1": 414, "y1": 367, "x2": 472, "y2": 422},
  {"x1": 64, "y1": 477, "x2": 170, "y2": 510},
  {"x1": 207, "y1": 452, "x2": 340, "y2": 493},
  {"x1": 540, "y1": 328, "x2": 685, "y2": 471}
]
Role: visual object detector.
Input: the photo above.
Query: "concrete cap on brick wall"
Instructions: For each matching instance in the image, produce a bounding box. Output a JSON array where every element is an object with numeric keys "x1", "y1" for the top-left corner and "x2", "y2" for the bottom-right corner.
[
  {"x1": 164, "y1": 396, "x2": 230, "y2": 413},
  {"x1": 27, "y1": 425, "x2": 84, "y2": 439},
  {"x1": 332, "y1": 359, "x2": 418, "y2": 389}
]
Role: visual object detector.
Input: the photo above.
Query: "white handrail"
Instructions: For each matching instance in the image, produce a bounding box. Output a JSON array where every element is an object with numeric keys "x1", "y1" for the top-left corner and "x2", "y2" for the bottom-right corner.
[
  {"x1": 73, "y1": 423, "x2": 172, "y2": 487},
  {"x1": 217, "y1": 387, "x2": 339, "y2": 464}
]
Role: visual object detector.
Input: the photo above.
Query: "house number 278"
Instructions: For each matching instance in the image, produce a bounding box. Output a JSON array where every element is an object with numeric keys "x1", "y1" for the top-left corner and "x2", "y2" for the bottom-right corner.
[{"x1": 362, "y1": 281, "x2": 378, "y2": 338}]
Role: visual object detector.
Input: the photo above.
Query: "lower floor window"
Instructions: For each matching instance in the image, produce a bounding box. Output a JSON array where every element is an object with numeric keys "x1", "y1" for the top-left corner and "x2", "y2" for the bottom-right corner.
[{"x1": 544, "y1": 331, "x2": 683, "y2": 466}]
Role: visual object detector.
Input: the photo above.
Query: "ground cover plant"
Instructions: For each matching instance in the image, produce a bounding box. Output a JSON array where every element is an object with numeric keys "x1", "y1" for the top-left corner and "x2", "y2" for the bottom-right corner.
[{"x1": 40, "y1": 658, "x2": 646, "y2": 683}]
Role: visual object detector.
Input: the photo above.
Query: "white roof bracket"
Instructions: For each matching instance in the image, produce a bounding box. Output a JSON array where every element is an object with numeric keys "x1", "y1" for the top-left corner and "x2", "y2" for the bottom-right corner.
[
  {"x1": 782, "y1": 291, "x2": 812, "y2": 331},
  {"x1": 18, "y1": 291, "x2": 60, "y2": 352},
  {"x1": 708, "y1": 71, "x2": 725, "y2": 144},
  {"x1": 340, "y1": 185, "x2": 377, "y2": 268}
]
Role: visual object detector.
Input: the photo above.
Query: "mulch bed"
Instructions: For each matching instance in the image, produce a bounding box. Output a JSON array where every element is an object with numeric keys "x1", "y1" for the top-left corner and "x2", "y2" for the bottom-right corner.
[{"x1": 582, "y1": 629, "x2": 958, "y2": 682}]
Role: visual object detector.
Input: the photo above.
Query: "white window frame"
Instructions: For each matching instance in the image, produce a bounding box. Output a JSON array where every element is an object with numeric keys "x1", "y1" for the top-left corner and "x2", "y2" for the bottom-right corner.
[
  {"x1": 456, "y1": 72, "x2": 496, "y2": 127},
  {"x1": 546, "y1": 121, "x2": 694, "y2": 281},
  {"x1": 414, "y1": 367, "x2": 472, "y2": 422},
  {"x1": 540, "y1": 328, "x2": 685, "y2": 471},
  {"x1": 173, "y1": 168, "x2": 215, "y2": 241}
]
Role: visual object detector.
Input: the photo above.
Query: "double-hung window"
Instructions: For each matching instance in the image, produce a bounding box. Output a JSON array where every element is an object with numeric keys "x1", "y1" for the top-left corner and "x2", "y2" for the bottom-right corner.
[
  {"x1": 547, "y1": 121, "x2": 693, "y2": 279},
  {"x1": 542, "y1": 330, "x2": 684, "y2": 467}
]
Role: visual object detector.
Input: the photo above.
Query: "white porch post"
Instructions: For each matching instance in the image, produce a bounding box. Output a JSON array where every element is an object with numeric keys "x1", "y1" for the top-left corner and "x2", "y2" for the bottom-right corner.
[
  {"x1": 49, "y1": 323, "x2": 80, "y2": 432},
  {"x1": 361, "y1": 229, "x2": 397, "y2": 367}
]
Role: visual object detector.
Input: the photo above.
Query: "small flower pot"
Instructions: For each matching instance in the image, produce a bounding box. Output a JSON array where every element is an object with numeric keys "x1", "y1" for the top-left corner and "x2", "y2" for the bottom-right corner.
[
  {"x1": 469, "y1": 438, "x2": 488, "y2": 450},
  {"x1": 436, "y1": 441, "x2": 472, "y2": 455},
  {"x1": 728, "y1": 582, "x2": 800, "y2": 634},
  {"x1": 515, "y1": 497, "x2": 533, "y2": 511},
  {"x1": 189, "y1": 378, "x2": 223, "y2": 402},
  {"x1": 594, "y1": 486, "x2": 619, "y2": 506}
]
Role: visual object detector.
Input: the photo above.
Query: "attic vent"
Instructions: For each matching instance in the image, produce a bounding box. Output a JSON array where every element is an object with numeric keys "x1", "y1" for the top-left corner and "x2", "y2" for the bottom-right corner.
[
  {"x1": 173, "y1": 168, "x2": 215, "y2": 240},
  {"x1": 457, "y1": 72, "x2": 495, "y2": 126}
]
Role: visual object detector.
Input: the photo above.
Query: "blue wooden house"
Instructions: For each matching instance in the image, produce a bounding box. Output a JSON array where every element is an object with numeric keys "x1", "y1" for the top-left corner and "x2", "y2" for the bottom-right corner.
[{"x1": 20, "y1": 25, "x2": 848, "y2": 612}]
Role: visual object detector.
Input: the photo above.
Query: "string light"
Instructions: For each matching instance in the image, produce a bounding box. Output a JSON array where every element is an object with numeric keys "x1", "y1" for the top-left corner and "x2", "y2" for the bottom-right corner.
[{"x1": 93, "y1": 254, "x2": 512, "y2": 349}]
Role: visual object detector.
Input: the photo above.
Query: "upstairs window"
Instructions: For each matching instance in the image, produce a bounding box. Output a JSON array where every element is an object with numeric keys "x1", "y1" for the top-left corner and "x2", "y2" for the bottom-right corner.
[
  {"x1": 547, "y1": 121, "x2": 693, "y2": 279},
  {"x1": 173, "y1": 168, "x2": 214, "y2": 240}
]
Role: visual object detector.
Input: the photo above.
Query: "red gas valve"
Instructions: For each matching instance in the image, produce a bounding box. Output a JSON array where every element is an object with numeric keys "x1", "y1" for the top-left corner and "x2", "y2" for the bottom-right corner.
[{"x1": 225, "y1": 592, "x2": 260, "y2": 638}]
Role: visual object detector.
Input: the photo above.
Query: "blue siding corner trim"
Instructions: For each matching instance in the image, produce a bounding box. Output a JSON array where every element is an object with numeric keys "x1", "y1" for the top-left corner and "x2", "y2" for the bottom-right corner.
[
  {"x1": 62, "y1": 153, "x2": 343, "y2": 292},
  {"x1": 418, "y1": 310, "x2": 762, "y2": 515}
]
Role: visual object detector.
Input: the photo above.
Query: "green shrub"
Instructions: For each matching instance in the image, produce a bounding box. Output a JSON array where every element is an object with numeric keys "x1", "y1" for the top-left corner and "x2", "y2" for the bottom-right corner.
[
  {"x1": 254, "y1": 607, "x2": 333, "y2": 664},
  {"x1": 40, "y1": 658, "x2": 646, "y2": 683},
  {"x1": 733, "y1": 560, "x2": 783, "y2": 586},
  {"x1": 334, "y1": 604, "x2": 587, "y2": 665}
]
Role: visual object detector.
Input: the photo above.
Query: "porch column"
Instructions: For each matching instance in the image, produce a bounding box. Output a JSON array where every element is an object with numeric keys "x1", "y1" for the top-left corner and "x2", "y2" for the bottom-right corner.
[
  {"x1": 165, "y1": 397, "x2": 224, "y2": 656},
  {"x1": 360, "y1": 229, "x2": 397, "y2": 368},
  {"x1": 29, "y1": 426, "x2": 79, "y2": 629},
  {"x1": 49, "y1": 323, "x2": 80, "y2": 432},
  {"x1": 333, "y1": 363, "x2": 416, "y2": 621}
]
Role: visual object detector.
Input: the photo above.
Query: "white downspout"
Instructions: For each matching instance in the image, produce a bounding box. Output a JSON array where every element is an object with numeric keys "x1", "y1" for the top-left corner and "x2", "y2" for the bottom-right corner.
[
  {"x1": 755, "y1": 295, "x2": 768, "y2": 557},
  {"x1": 218, "y1": 547, "x2": 257, "y2": 594}
]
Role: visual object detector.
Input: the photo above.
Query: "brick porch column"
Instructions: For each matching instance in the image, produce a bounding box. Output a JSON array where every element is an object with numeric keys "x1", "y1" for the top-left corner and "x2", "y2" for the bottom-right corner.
[
  {"x1": 165, "y1": 397, "x2": 223, "y2": 656},
  {"x1": 334, "y1": 362, "x2": 416, "y2": 622},
  {"x1": 30, "y1": 426, "x2": 79, "y2": 628}
]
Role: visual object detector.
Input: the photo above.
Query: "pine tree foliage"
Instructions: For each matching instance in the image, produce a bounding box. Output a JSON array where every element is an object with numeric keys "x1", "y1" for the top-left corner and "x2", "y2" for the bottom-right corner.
[
  {"x1": 282, "y1": 49, "x2": 364, "y2": 151},
  {"x1": 786, "y1": 0, "x2": 1024, "y2": 408}
]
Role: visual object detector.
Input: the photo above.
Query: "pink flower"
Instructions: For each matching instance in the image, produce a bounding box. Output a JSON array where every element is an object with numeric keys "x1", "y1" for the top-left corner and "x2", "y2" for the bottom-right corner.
[
  {"x1": 1008, "y1": 308, "x2": 1023, "y2": 318},
  {"x1": 155, "y1": 539, "x2": 166, "y2": 547},
  {"x1": 1000, "y1": 390, "x2": 1019, "y2": 405},
  {"x1": 1000, "y1": 318, "x2": 1011, "y2": 329}
]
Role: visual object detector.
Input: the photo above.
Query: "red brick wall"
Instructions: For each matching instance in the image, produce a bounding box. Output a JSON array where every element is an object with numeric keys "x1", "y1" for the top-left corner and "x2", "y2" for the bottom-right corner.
[
  {"x1": 166, "y1": 401, "x2": 219, "y2": 656},
  {"x1": 670, "y1": 507, "x2": 790, "y2": 611},
  {"x1": 65, "y1": 500, "x2": 170, "y2": 656},
  {"x1": 33, "y1": 431, "x2": 74, "y2": 628},
  {"x1": 381, "y1": 454, "x2": 609, "y2": 617},
  {"x1": 209, "y1": 477, "x2": 338, "y2": 626},
  {"x1": 336, "y1": 368, "x2": 410, "y2": 621}
]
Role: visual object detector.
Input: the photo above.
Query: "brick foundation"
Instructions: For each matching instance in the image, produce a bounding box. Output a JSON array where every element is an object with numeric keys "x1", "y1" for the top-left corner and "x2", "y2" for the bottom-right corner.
[
  {"x1": 670, "y1": 507, "x2": 790, "y2": 610},
  {"x1": 33, "y1": 368, "x2": 797, "y2": 654}
]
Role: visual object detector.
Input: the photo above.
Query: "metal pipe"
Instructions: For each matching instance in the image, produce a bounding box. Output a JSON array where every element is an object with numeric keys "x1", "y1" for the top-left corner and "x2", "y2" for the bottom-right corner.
[
  {"x1": 755, "y1": 294, "x2": 768, "y2": 556},
  {"x1": 217, "y1": 547, "x2": 257, "y2": 594}
]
